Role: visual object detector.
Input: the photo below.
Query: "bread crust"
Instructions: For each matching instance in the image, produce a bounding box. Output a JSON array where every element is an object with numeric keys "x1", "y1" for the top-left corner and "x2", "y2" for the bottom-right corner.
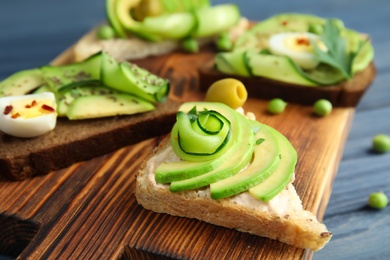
[
  {"x1": 199, "y1": 61, "x2": 376, "y2": 107},
  {"x1": 0, "y1": 100, "x2": 181, "y2": 181},
  {"x1": 135, "y1": 136, "x2": 332, "y2": 252}
]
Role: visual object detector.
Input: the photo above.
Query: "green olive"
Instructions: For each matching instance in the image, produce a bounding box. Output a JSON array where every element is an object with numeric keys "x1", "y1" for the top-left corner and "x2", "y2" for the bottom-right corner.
[
  {"x1": 368, "y1": 192, "x2": 388, "y2": 209},
  {"x1": 205, "y1": 78, "x2": 248, "y2": 109},
  {"x1": 313, "y1": 99, "x2": 333, "y2": 116},
  {"x1": 267, "y1": 98, "x2": 287, "y2": 114},
  {"x1": 97, "y1": 25, "x2": 115, "y2": 40},
  {"x1": 372, "y1": 134, "x2": 390, "y2": 153}
]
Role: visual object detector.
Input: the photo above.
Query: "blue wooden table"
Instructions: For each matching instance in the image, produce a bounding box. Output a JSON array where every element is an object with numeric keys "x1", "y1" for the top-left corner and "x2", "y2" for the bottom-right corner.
[{"x1": 1, "y1": 1, "x2": 389, "y2": 259}]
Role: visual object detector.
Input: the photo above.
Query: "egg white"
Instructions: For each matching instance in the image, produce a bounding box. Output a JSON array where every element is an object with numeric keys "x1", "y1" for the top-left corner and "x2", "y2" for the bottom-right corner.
[
  {"x1": 0, "y1": 92, "x2": 57, "y2": 138},
  {"x1": 269, "y1": 32, "x2": 325, "y2": 70}
]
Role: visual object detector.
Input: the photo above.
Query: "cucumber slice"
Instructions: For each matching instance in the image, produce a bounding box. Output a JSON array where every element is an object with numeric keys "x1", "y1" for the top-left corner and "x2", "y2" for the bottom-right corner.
[
  {"x1": 216, "y1": 50, "x2": 251, "y2": 77},
  {"x1": 169, "y1": 111, "x2": 255, "y2": 192},
  {"x1": 191, "y1": 4, "x2": 240, "y2": 38},
  {"x1": 247, "y1": 53, "x2": 318, "y2": 86},
  {"x1": 100, "y1": 52, "x2": 169, "y2": 103},
  {"x1": 42, "y1": 51, "x2": 102, "y2": 92},
  {"x1": 170, "y1": 102, "x2": 242, "y2": 162},
  {"x1": 176, "y1": 110, "x2": 231, "y2": 155}
]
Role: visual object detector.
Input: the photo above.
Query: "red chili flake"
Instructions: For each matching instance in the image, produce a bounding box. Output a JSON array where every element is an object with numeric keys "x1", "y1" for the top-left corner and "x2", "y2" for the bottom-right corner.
[
  {"x1": 3, "y1": 105, "x2": 13, "y2": 115},
  {"x1": 25, "y1": 100, "x2": 38, "y2": 108},
  {"x1": 11, "y1": 113, "x2": 20, "y2": 119},
  {"x1": 296, "y1": 37, "x2": 310, "y2": 46},
  {"x1": 281, "y1": 20, "x2": 288, "y2": 26},
  {"x1": 41, "y1": 104, "x2": 55, "y2": 112}
]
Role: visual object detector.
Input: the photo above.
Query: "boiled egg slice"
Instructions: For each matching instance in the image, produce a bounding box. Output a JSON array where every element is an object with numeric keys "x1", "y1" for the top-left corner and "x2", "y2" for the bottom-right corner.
[
  {"x1": 268, "y1": 32, "x2": 327, "y2": 70},
  {"x1": 0, "y1": 92, "x2": 57, "y2": 138}
]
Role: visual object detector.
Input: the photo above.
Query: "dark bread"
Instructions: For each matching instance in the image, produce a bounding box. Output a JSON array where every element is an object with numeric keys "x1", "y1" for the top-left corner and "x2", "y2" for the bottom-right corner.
[
  {"x1": 0, "y1": 99, "x2": 181, "y2": 181},
  {"x1": 199, "y1": 61, "x2": 376, "y2": 107}
]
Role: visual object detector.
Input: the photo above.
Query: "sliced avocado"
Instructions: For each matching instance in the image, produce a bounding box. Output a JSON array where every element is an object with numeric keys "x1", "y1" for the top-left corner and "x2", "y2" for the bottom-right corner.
[
  {"x1": 116, "y1": 0, "x2": 161, "y2": 41},
  {"x1": 57, "y1": 85, "x2": 116, "y2": 117},
  {"x1": 106, "y1": 0, "x2": 129, "y2": 38},
  {"x1": 210, "y1": 122, "x2": 281, "y2": 200},
  {"x1": 66, "y1": 93, "x2": 154, "y2": 120},
  {"x1": 0, "y1": 68, "x2": 44, "y2": 97},
  {"x1": 32, "y1": 85, "x2": 52, "y2": 94},
  {"x1": 247, "y1": 53, "x2": 318, "y2": 86},
  {"x1": 116, "y1": 0, "x2": 195, "y2": 41},
  {"x1": 249, "y1": 126, "x2": 297, "y2": 202},
  {"x1": 131, "y1": 0, "x2": 163, "y2": 21}
]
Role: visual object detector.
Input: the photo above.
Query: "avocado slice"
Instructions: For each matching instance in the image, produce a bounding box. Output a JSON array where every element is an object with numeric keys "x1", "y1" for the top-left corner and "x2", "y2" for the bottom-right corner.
[
  {"x1": 57, "y1": 85, "x2": 116, "y2": 117},
  {"x1": 115, "y1": 0, "x2": 196, "y2": 41},
  {"x1": 66, "y1": 93, "x2": 154, "y2": 120},
  {"x1": 249, "y1": 126, "x2": 297, "y2": 202},
  {"x1": 0, "y1": 68, "x2": 45, "y2": 97},
  {"x1": 210, "y1": 122, "x2": 282, "y2": 200},
  {"x1": 106, "y1": 0, "x2": 130, "y2": 38}
]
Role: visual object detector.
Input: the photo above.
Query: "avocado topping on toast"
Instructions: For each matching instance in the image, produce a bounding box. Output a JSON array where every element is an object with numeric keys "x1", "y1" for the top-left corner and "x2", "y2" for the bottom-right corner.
[
  {"x1": 155, "y1": 102, "x2": 297, "y2": 202},
  {"x1": 215, "y1": 13, "x2": 374, "y2": 86}
]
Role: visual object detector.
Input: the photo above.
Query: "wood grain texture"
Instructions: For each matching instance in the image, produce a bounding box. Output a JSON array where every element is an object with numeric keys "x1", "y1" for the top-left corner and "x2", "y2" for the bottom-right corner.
[{"x1": 0, "y1": 40, "x2": 354, "y2": 259}]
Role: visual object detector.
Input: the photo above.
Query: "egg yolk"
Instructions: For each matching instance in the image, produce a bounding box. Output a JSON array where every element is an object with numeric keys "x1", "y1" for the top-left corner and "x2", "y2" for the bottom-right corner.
[
  {"x1": 3, "y1": 98, "x2": 56, "y2": 119},
  {"x1": 285, "y1": 35, "x2": 313, "y2": 52},
  {"x1": 284, "y1": 34, "x2": 326, "y2": 53}
]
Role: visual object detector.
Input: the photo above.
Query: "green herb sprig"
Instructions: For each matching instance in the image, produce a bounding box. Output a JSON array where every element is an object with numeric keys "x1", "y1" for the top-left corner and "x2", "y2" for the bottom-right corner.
[{"x1": 312, "y1": 19, "x2": 359, "y2": 80}]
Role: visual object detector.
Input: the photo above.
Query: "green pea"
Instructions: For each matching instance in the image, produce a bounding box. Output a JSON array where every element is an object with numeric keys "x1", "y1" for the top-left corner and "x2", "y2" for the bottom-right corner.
[
  {"x1": 313, "y1": 99, "x2": 332, "y2": 116},
  {"x1": 267, "y1": 98, "x2": 287, "y2": 114},
  {"x1": 182, "y1": 38, "x2": 199, "y2": 53},
  {"x1": 97, "y1": 25, "x2": 115, "y2": 40},
  {"x1": 372, "y1": 134, "x2": 390, "y2": 153},
  {"x1": 216, "y1": 33, "x2": 233, "y2": 51},
  {"x1": 368, "y1": 192, "x2": 388, "y2": 209}
]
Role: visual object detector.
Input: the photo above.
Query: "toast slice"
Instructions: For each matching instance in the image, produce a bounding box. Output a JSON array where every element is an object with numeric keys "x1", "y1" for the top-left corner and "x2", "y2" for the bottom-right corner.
[
  {"x1": 199, "y1": 61, "x2": 376, "y2": 107},
  {"x1": 72, "y1": 18, "x2": 249, "y2": 63},
  {"x1": 135, "y1": 116, "x2": 332, "y2": 252},
  {"x1": 0, "y1": 99, "x2": 180, "y2": 181}
]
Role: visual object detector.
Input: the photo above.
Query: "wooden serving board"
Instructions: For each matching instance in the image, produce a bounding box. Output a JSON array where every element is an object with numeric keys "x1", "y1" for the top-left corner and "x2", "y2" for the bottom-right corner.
[{"x1": 0, "y1": 41, "x2": 354, "y2": 259}]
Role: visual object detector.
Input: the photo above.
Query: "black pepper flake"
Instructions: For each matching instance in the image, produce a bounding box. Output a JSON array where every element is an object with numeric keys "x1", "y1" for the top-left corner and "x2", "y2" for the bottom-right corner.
[{"x1": 320, "y1": 232, "x2": 332, "y2": 238}]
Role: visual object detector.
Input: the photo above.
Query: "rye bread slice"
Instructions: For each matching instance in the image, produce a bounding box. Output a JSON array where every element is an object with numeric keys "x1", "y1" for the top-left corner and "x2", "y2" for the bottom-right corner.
[
  {"x1": 0, "y1": 99, "x2": 180, "y2": 181},
  {"x1": 199, "y1": 61, "x2": 376, "y2": 107}
]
